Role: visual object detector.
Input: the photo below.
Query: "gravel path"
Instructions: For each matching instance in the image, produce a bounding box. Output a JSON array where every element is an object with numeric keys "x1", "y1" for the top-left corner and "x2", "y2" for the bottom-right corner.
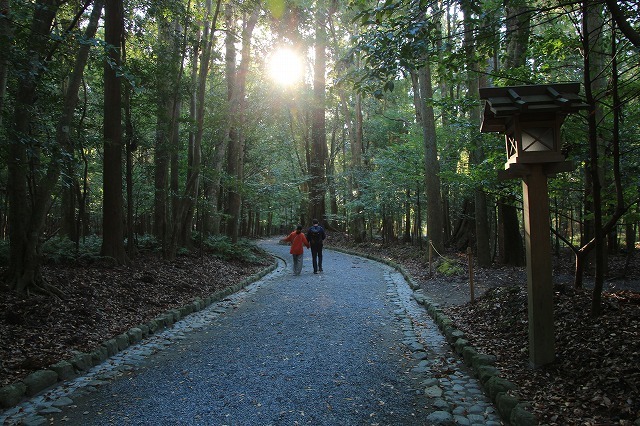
[{"x1": 1, "y1": 240, "x2": 501, "y2": 425}]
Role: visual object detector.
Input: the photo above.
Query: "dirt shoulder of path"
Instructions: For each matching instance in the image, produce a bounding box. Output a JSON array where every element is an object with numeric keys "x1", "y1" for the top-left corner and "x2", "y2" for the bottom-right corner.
[{"x1": 0, "y1": 249, "x2": 272, "y2": 389}]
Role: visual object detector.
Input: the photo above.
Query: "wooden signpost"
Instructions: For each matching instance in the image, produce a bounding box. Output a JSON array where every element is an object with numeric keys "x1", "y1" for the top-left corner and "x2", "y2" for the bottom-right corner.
[{"x1": 479, "y1": 83, "x2": 588, "y2": 367}]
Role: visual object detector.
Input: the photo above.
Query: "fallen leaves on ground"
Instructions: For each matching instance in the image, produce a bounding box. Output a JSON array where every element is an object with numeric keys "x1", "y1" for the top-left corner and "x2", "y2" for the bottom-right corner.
[
  {"x1": 0, "y1": 250, "x2": 271, "y2": 388},
  {"x1": 447, "y1": 285, "x2": 640, "y2": 425}
]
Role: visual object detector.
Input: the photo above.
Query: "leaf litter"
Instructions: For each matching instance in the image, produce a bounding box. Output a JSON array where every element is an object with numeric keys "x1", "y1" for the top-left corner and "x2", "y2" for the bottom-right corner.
[{"x1": 0, "y1": 251, "x2": 270, "y2": 388}]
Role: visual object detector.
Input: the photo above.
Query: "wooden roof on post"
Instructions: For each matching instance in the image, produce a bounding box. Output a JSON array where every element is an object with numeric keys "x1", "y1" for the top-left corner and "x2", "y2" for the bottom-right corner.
[{"x1": 479, "y1": 83, "x2": 589, "y2": 133}]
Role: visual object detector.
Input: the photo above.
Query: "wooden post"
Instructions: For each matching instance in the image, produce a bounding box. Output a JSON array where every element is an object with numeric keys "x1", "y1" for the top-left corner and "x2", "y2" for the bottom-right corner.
[
  {"x1": 479, "y1": 83, "x2": 587, "y2": 369},
  {"x1": 522, "y1": 164, "x2": 555, "y2": 367},
  {"x1": 467, "y1": 246, "x2": 475, "y2": 303},
  {"x1": 429, "y1": 243, "x2": 433, "y2": 276}
]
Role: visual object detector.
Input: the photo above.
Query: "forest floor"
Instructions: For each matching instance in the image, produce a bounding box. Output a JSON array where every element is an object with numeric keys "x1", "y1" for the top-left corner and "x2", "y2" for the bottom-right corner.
[
  {"x1": 328, "y1": 234, "x2": 640, "y2": 426},
  {"x1": 1, "y1": 237, "x2": 639, "y2": 425},
  {"x1": 0, "y1": 248, "x2": 272, "y2": 389}
]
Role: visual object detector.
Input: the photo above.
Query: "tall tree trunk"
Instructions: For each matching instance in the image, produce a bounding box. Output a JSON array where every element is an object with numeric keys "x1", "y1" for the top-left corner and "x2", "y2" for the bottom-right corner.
[
  {"x1": 77, "y1": 142, "x2": 90, "y2": 243},
  {"x1": 225, "y1": 6, "x2": 258, "y2": 243},
  {"x1": 152, "y1": 16, "x2": 173, "y2": 244},
  {"x1": 333, "y1": 22, "x2": 365, "y2": 241},
  {"x1": 168, "y1": 91, "x2": 181, "y2": 254},
  {"x1": 209, "y1": 143, "x2": 226, "y2": 235},
  {"x1": 352, "y1": 91, "x2": 366, "y2": 242},
  {"x1": 164, "y1": 14, "x2": 190, "y2": 259},
  {"x1": 582, "y1": 9, "x2": 628, "y2": 312},
  {"x1": 497, "y1": 198, "x2": 525, "y2": 265},
  {"x1": 124, "y1": 85, "x2": 136, "y2": 257},
  {"x1": 7, "y1": 0, "x2": 60, "y2": 293},
  {"x1": 309, "y1": 2, "x2": 327, "y2": 224},
  {"x1": 0, "y1": 0, "x2": 11, "y2": 129},
  {"x1": 582, "y1": 0, "x2": 605, "y2": 315},
  {"x1": 408, "y1": 3, "x2": 444, "y2": 251},
  {"x1": 101, "y1": 0, "x2": 126, "y2": 264},
  {"x1": 170, "y1": 0, "x2": 220, "y2": 250},
  {"x1": 417, "y1": 62, "x2": 444, "y2": 252},
  {"x1": 224, "y1": 3, "x2": 240, "y2": 242},
  {"x1": 461, "y1": 0, "x2": 491, "y2": 267},
  {"x1": 61, "y1": 183, "x2": 78, "y2": 242},
  {"x1": 338, "y1": 88, "x2": 364, "y2": 241},
  {"x1": 214, "y1": 4, "x2": 237, "y2": 236},
  {"x1": 416, "y1": 182, "x2": 423, "y2": 249},
  {"x1": 327, "y1": 106, "x2": 340, "y2": 230},
  {"x1": 119, "y1": 2, "x2": 137, "y2": 258},
  {"x1": 62, "y1": 1, "x2": 106, "y2": 246},
  {"x1": 8, "y1": 1, "x2": 100, "y2": 293},
  {"x1": 590, "y1": 0, "x2": 608, "y2": 273},
  {"x1": 504, "y1": 0, "x2": 532, "y2": 67},
  {"x1": 182, "y1": 29, "x2": 200, "y2": 248},
  {"x1": 495, "y1": 0, "x2": 531, "y2": 266},
  {"x1": 404, "y1": 189, "x2": 412, "y2": 243}
]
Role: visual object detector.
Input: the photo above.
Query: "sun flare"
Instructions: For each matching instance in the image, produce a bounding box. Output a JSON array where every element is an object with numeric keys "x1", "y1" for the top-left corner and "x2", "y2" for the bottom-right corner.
[{"x1": 268, "y1": 47, "x2": 303, "y2": 87}]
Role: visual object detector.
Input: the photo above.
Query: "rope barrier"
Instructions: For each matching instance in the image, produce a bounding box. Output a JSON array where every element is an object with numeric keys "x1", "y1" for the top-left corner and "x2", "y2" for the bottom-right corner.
[
  {"x1": 428, "y1": 240, "x2": 446, "y2": 259},
  {"x1": 428, "y1": 240, "x2": 467, "y2": 267},
  {"x1": 428, "y1": 241, "x2": 476, "y2": 304}
]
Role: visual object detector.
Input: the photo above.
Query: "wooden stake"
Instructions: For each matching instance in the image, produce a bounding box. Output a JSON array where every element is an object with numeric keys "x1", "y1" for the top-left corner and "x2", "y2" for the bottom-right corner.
[
  {"x1": 467, "y1": 246, "x2": 475, "y2": 303},
  {"x1": 429, "y1": 243, "x2": 433, "y2": 276}
]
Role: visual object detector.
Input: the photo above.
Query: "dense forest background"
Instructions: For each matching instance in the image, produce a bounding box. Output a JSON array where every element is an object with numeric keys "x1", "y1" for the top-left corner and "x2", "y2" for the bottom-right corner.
[{"x1": 0, "y1": 0, "x2": 639, "y2": 315}]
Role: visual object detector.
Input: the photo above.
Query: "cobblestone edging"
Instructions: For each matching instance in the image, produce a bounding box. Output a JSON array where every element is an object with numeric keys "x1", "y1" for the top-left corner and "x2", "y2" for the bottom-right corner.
[
  {"x1": 328, "y1": 246, "x2": 539, "y2": 426},
  {"x1": 0, "y1": 259, "x2": 279, "y2": 414},
  {"x1": 385, "y1": 264, "x2": 502, "y2": 425}
]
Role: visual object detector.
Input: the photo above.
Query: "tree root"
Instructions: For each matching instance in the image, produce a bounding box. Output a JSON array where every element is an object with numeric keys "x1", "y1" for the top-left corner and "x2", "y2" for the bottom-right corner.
[{"x1": 26, "y1": 279, "x2": 67, "y2": 301}]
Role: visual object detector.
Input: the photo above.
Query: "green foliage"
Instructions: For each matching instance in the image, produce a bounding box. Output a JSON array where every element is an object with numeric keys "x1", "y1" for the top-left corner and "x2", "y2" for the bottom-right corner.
[
  {"x1": 34, "y1": 234, "x2": 262, "y2": 266},
  {"x1": 135, "y1": 235, "x2": 160, "y2": 252},
  {"x1": 437, "y1": 257, "x2": 464, "y2": 277},
  {"x1": 40, "y1": 236, "x2": 103, "y2": 264},
  {"x1": 2, "y1": 0, "x2": 639, "y2": 277},
  {"x1": 41, "y1": 237, "x2": 81, "y2": 264},
  {"x1": 35, "y1": 234, "x2": 262, "y2": 265},
  {"x1": 526, "y1": 18, "x2": 583, "y2": 83},
  {"x1": 350, "y1": 1, "x2": 440, "y2": 94},
  {"x1": 200, "y1": 235, "x2": 261, "y2": 263}
]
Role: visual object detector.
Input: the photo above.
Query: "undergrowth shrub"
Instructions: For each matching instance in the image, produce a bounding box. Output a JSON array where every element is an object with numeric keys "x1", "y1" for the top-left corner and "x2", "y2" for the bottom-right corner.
[
  {"x1": 201, "y1": 235, "x2": 260, "y2": 263},
  {"x1": 41, "y1": 237, "x2": 77, "y2": 264},
  {"x1": 2, "y1": 234, "x2": 261, "y2": 266},
  {"x1": 437, "y1": 257, "x2": 465, "y2": 276},
  {"x1": 41, "y1": 235, "x2": 104, "y2": 264},
  {"x1": 133, "y1": 234, "x2": 159, "y2": 252}
]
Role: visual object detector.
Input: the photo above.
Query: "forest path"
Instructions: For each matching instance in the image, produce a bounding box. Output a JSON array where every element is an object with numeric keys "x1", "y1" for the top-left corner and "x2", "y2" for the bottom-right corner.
[{"x1": 3, "y1": 239, "x2": 499, "y2": 425}]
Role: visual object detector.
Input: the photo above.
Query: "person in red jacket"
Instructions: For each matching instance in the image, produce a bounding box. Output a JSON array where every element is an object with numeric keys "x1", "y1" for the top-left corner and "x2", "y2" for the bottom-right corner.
[{"x1": 282, "y1": 224, "x2": 310, "y2": 275}]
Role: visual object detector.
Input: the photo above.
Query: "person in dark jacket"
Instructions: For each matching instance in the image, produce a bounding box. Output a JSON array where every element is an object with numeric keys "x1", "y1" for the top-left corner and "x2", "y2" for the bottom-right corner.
[{"x1": 306, "y1": 219, "x2": 326, "y2": 274}]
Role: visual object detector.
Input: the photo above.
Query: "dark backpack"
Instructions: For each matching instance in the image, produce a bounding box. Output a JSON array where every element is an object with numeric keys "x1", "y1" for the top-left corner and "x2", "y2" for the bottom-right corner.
[{"x1": 308, "y1": 227, "x2": 321, "y2": 243}]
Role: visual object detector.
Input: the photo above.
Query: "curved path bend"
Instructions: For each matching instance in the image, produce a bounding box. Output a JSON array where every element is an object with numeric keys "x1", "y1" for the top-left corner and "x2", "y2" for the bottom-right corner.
[{"x1": 1, "y1": 240, "x2": 501, "y2": 426}]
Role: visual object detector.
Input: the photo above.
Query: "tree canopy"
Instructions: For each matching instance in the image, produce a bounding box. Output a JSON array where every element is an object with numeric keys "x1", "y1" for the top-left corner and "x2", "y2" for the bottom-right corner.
[{"x1": 0, "y1": 0, "x2": 639, "y2": 315}]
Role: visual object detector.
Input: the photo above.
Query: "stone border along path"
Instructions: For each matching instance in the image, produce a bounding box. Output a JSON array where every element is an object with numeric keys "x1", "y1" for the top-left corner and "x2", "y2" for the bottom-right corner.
[
  {"x1": 332, "y1": 248, "x2": 539, "y2": 426},
  {"x1": 0, "y1": 244, "x2": 529, "y2": 425},
  {"x1": 384, "y1": 268, "x2": 502, "y2": 425},
  {"x1": 0, "y1": 260, "x2": 282, "y2": 426},
  {"x1": 0, "y1": 259, "x2": 278, "y2": 425}
]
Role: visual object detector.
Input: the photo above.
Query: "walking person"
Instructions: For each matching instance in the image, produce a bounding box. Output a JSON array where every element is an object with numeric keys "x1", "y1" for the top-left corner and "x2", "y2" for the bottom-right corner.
[
  {"x1": 306, "y1": 219, "x2": 326, "y2": 274},
  {"x1": 282, "y1": 224, "x2": 310, "y2": 275}
]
